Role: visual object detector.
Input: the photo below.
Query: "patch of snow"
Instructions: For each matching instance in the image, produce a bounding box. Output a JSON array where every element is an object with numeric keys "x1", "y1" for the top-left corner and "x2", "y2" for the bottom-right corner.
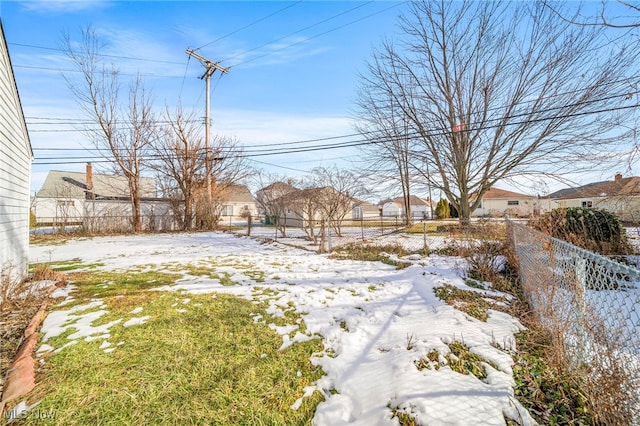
[
  {"x1": 129, "y1": 307, "x2": 143, "y2": 314},
  {"x1": 123, "y1": 316, "x2": 151, "y2": 327},
  {"x1": 36, "y1": 344, "x2": 55, "y2": 354},
  {"x1": 51, "y1": 284, "x2": 75, "y2": 300}
]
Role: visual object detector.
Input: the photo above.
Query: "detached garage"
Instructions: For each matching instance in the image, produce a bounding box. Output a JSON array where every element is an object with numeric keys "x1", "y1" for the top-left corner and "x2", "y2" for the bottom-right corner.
[{"x1": 0, "y1": 20, "x2": 32, "y2": 281}]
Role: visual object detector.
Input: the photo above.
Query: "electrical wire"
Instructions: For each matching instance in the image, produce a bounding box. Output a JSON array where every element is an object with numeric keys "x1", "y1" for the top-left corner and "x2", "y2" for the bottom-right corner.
[
  {"x1": 218, "y1": 1, "x2": 376, "y2": 65},
  {"x1": 31, "y1": 101, "x2": 640, "y2": 165},
  {"x1": 194, "y1": 1, "x2": 304, "y2": 51},
  {"x1": 226, "y1": 2, "x2": 402, "y2": 69}
]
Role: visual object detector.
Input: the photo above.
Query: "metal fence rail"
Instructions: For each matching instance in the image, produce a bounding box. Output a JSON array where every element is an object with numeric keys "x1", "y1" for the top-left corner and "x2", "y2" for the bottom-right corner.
[
  {"x1": 507, "y1": 218, "x2": 640, "y2": 422},
  {"x1": 235, "y1": 216, "x2": 457, "y2": 253}
]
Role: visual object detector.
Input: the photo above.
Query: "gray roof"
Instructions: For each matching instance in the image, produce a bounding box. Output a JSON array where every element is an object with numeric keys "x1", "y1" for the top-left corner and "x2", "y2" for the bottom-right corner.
[
  {"x1": 224, "y1": 184, "x2": 256, "y2": 203},
  {"x1": 36, "y1": 170, "x2": 156, "y2": 199}
]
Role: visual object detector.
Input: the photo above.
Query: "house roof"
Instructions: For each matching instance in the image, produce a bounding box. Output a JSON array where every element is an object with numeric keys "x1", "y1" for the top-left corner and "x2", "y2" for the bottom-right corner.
[
  {"x1": 223, "y1": 184, "x2": 255, "y2": 203},
  {"x1": 549, "y1": 175, "x2": 640, "y2": 200},
  {"x1": 479, "y1": 187, "x2": 532, "y2": 200},
  {"x1": 36, "y1": 170, "x2": 156, "y2": 199},
  {"x1": 392, "y1": 195, "x2": 434, "y2": 207},
  {"x1": 353, "y1": 199, "x2": 379, "y2": 209}
]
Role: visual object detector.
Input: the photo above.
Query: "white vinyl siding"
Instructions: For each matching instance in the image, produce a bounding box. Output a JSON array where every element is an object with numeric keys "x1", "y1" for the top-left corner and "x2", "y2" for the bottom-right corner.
[{"x1": 0, "y1": 21, "x2": 32, "y2": 281}]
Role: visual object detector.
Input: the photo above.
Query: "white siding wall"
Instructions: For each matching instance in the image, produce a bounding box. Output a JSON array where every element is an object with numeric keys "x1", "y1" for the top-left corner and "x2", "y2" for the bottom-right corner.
[
  {"x1": 0, "y1": 23, "x2": 31, "y2": 280},
  {"x1": 472, "y1": 198, "x2": 536, "y2": 218}
]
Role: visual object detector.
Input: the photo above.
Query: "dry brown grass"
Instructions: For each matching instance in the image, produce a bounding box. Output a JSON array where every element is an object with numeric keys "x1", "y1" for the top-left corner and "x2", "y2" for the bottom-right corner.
[
  {"x1": 0, "y1": 265, "x2": 64, "y2": 399},
  {"x1": 506, "y1": 221, "x2": 638, "y2": 424}
]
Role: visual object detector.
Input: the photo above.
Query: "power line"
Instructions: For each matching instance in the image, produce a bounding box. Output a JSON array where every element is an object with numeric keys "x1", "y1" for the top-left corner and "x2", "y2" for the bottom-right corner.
[
  {"x1": 226, "y1": 2, "x2": 403, "y2": 69},
  {"x1": 194, "y1": 1, "x2": 304, "y2": 51},
  {"x1": 8, "y1": 41, "x2": 184, "y2": 65},
  {"x1": 219, "y1": 1, "x2": 376, "y2": 65},
  {"x1": 31, "y1": 101, "x2": 640, "y2": 166},
  {"x1": 14, "y1": 64, "x2": 187, "y2": 79}
]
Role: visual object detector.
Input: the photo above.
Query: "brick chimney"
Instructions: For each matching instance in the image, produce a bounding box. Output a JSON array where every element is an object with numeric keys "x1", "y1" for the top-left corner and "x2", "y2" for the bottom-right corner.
[
  {"x1": 615, "y1": 172, "x2": 622, "y2": 183},
  {"x1": 86, "y1": 162, "x2": 93, "y2": 192}
]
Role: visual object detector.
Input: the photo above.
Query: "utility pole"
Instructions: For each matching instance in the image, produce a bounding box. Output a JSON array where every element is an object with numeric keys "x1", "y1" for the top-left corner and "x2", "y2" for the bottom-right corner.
[{"x1": 185, "y1": 48, "x2": 229, "y2": 208}]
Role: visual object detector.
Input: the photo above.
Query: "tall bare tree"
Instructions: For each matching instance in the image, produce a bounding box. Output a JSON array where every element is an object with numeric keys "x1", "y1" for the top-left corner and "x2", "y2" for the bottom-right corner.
[
  {"x1": 543, "y1": 0, "x2": 640, "y2": 28},
  {"x1": 357, "y1": 0, "x2": 639, "y2": 224},
  {"x1": 62, "y1": 26, "x2": 155, "y2": 232},
  {"x1": 151, "y1": 106, "x2": 204, "y2": 230},
  {"x1": 356, "y1": 91, "x2": 415, "y2": 225},
  {"x1": 193, "y1": 135, "x2": 250, "y2": 229}
]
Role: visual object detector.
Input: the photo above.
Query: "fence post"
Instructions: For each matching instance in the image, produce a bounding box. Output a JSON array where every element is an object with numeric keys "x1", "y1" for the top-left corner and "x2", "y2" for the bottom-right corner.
[
  {"x1": 327, "y1": 218, "x2": 332, "y2": 252},
  {"x1": 361, "y1": 216, "x2": 364, "y2": 241},
  {"x1": 423, "y1": 221, "x2": 427, "y2": 251},
  {"x1": 574, "y1": 257, "x2": 588, "y2": 365}
]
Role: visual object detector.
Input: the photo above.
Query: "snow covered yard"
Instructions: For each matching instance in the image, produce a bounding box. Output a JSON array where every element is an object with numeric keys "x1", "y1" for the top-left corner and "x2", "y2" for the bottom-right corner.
[{"x1": 24, "y1": 231, "x2": 535, "y2": 425}]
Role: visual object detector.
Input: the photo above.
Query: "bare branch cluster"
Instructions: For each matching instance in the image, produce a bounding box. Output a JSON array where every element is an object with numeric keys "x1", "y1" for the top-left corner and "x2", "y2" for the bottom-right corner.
[{"x1": 356, "y1": 0, "x2": 640, "y2": 223}]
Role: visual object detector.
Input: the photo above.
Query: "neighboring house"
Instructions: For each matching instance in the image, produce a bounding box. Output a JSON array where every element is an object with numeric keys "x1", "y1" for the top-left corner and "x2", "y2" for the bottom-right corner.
[
  {"x1": 0, "y1": 20, "x2": 32, "y2": 280},
  {"x1": 256, "y1": 181, "x2": 298, "y2": 225},
  {"x1": 352, "y1": 200, "x2": 380, "y2": 220},
  {"x1": 550, "y1": 173, "x2": 640, "y2": 222},
  {"x1": 381, "y1": 195, "x2": 435, "y2": 219},
  {"x1": 32, "y1": 164, "x2": 173, "y2": 231},
  {"x1": 471, "y1": 187, "x2": 537, "y2": 218},
  {"x1": 218, "y1": 184, "x2": 258, "y2": 224}
]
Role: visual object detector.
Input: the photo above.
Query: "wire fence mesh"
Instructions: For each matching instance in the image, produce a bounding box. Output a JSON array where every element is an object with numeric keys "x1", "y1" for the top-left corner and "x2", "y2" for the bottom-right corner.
[
  {"x1": 236, "y1": 216, "x2": 459, "y2": 253},
  {"x1": 507, "y1": 218, "x2": 640, "y2": 423}
]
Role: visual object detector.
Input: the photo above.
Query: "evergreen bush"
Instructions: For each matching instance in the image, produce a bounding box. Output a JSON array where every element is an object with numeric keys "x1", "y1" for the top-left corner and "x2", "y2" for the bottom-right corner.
[
  {"x1": 435, "y1": 198, "x2": 450, "y2": 219},
  {"x1": 530, "y1": 207, "x2": 630, "y2": 255}
]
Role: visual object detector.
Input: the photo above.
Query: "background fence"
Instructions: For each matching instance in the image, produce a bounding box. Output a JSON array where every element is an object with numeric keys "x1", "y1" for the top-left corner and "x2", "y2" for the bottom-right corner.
[
  {"x1": 506, "y1": 218, "x2": 640, "y2": 422},
  {"x1": 236, "y1": 216, "x2": 459, "y2": 253},
  {"x1": 32, "y1": 214, "x2": 179, "y2": 235}
]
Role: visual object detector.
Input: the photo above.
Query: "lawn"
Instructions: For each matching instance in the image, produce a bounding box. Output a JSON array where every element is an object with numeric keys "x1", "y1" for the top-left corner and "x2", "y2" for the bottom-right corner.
[{"x1": 6, "y1": 231, "x2": 535, "y2": 425}]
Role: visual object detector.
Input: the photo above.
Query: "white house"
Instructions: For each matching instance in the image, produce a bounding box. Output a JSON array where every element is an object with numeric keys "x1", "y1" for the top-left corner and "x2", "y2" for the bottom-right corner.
[
  {"x1": 218, "y1": 184, "x2": 259, "y2": 225},
  {"x1": 0, "y1": 20, "x2": 32, "y2": 281},
  {"x1": 32, "y1": 164, "x2": 173, "y2": 232},
  {"x1": 352, "y1": 200, "x2": 380, "y2": 220},
  {"x1": 550, "y1": 173, "x2": 640, "y2": 222},
  {"x1": 382, "y1": 195, "x2": 435, "y2": 219},
  {"x1": 471, "y1": 187, "x2": 537, "y2": 218}
]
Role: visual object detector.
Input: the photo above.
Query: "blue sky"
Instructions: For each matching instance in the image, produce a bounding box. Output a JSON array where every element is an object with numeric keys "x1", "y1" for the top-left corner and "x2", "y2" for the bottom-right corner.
[{"x1": 1, "y1": 0, "x2": 408, "y2": 193}]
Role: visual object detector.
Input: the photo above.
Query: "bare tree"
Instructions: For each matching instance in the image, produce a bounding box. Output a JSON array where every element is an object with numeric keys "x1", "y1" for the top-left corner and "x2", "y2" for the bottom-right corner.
[
  {"x1": 62, "y1": 26, "x2": 155, "y2": 232},
  {"x1": 355, "y1": 91, "x2": 415, "y2": 225},
  {"x1": 311, "y1": 166, "x2": 363, "y2": 235},
  {"x1": 150, "y1": 106, "x2": 204, "y2": 230},
  {"x1": 543, "y1": 0, "x2": 640, "y2": 28},
  {"x1": 357, "y1": 0, "x2": 639, "y2": 224},
  {"x1": 289, "y1": 186, "x2": 323, "y2": 244},
  {"x1": 255, "y1": 174, "x2": 297, "y2": 237}
]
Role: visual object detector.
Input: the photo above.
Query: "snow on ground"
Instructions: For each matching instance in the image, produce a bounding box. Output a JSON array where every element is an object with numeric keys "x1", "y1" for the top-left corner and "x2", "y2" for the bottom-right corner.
[
  {"x1": 31, "y1": 231, "x2": 536, "y2": 425},
  {"x1": 239, "y1": 225, "x2": 455, "y2": 253}
]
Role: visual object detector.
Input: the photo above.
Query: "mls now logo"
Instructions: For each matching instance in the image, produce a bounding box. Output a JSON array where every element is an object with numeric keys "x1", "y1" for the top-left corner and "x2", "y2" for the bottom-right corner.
[{"x1": 5, "y1": 404, "x2": 55, "y2": 421}]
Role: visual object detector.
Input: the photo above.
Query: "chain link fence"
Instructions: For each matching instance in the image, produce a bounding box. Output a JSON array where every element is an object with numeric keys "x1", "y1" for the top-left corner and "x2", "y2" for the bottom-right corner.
[
  {"x1": 507, "y1": 218, "x2": 640, "y2": 423},
  {"x1": 237, "y1": 216, "x2": 459, "y2": 253},
  {"x1": 31, "y1": 214, "x2": 179, "y2": 235}
]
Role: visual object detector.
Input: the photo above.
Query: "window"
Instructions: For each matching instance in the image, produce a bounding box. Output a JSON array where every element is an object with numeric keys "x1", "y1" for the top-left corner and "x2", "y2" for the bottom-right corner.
[
  {"x1": 56, "y1": 200, "x2": 74, "y2": 207},
  {"x1": 507, "y1": 200, "x2": 519, "y2": 206},
  {"x1": 353, "y1": 206, "x2": 362, "y2": 219},
  {"x1": 582, "y1": 201, "x2": 593, "y2": 208},
  {"x1": 221, "y1": 205, "x2": 233, "y2": 216},
  {"x1": 476, "y1": 203, "x2": 482, "y2": 209}
]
